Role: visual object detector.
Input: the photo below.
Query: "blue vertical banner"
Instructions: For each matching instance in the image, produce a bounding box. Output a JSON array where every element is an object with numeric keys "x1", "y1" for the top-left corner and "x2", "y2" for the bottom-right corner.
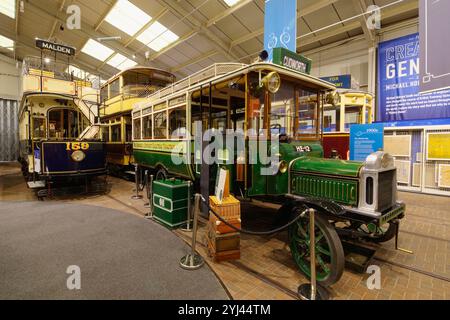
[
  {"x1": 419, "y1": 0, "x2": 450, "y2": 94},
  {"x1": 264, "y1": 0, "x2": 297, "y2": 62},
  {"x1": 378, "y1": 33, "x2": 450, "y2": 122},
  {"x1": 350, "y1": 123, "x2": 385, "y2": 161}
]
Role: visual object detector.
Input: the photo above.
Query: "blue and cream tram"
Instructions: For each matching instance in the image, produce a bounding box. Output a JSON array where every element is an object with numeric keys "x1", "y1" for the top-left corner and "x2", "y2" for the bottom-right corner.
[{"x1": 18, "y1": 40, "x2": 107, "y2": 193}]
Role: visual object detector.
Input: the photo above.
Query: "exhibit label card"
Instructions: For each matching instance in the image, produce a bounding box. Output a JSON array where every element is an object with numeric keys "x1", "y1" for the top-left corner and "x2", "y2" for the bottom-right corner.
[{"x1": 350, "y1": 123, "x2": 385, "y2": 161}]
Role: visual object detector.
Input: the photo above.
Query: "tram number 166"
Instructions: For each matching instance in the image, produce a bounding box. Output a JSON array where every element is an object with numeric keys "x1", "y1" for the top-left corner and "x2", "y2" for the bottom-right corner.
[{"x1": 66, "y1": 142, "x2": 90, "y2": 151}]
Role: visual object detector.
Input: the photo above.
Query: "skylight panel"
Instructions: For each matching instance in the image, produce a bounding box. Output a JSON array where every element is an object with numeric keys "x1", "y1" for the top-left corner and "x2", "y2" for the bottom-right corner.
[
  {"x1": 107, "y1": 53, "x2": 137, "y2": 71},
  {"x1": 104, "y1": 0, "x2": 152, "y2": 36},
  {"x1": 224, "y1": 0, "x2": 240, "y2": 7},
  {"x1": 0, "y1": 0, "x2": 15, "y2": 19},
  {"x1": 0, "y1": 35, "x2": 14, "y2": 51},
  {"x1": 137, "y1": 21, "x2": 179, "y2": 52},
  {"x1": 81, "y1": 39, "x2": 114, "y2": 61}
]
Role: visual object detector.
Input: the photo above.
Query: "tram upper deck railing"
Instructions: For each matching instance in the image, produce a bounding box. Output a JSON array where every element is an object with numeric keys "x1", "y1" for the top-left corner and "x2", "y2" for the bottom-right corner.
[
  {"x1": 22, "y1": 56, "x2": 94, "y2": 83},
  {"x1": 21, "y1": 56, "x2": 100, "y2": 102},
  {"x1": 145, "y1": 63, "x2": 247, "y2": 102}
]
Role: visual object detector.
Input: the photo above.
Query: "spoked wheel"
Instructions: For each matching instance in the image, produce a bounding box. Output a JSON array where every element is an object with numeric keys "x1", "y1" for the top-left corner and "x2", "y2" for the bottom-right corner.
[
  {"x1": 155, "y1": 167, "x2": 168, "y2": 180},
  {"x1": 288, "y1": 212, "x2": 345, "y2": 287},
  {"x1": 357, "y1": 222, "x2": 397, "y2": 243}
]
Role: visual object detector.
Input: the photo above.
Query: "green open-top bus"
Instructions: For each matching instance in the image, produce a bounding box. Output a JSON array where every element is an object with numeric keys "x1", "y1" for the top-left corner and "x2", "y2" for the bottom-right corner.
[{"x1": 131, "y1": 62, "x2": 406, "y2": 287}]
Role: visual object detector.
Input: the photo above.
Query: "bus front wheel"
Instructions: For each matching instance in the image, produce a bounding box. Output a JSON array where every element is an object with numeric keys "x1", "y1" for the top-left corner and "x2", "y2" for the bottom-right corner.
[{"x1": 155, "y1": 167, "x2": 168, "y2": 181}]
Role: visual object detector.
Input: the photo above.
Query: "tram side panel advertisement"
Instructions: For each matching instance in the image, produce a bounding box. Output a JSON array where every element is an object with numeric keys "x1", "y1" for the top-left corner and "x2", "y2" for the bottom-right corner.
[{"x1": 378, "y1": 33, "x2": 450, "y2": 122}]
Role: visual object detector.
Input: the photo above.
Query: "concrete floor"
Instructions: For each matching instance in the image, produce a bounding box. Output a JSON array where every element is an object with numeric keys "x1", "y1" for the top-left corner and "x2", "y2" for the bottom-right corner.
[{"x1": 1, "y1": 162, "x2": 449, "y2": 300}]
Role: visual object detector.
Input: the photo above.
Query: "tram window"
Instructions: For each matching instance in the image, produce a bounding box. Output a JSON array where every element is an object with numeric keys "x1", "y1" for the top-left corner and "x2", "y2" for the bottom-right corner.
[
  {"x1": 169, "y1": 106, "x2": 187, "y2": 138},
  {"x1": 101, "y1": 126, "x2": 109, "y2": 142},
  {"x1": 126, "y1": 124, "x2": 132, "y2": 142},
  {"x1": 100, "y1": 86, "x2": 108, "y2": 102},
  {"x1": 143, "y1": 115, "x2": 153, "y2": 139},
  {"x1": 133, "y1": 118, "x2": 141, "y2": 140},
  {"x1": 111, "y1": 124, "x2": 121, "y2": 142},
  {"x1": 323, "y1": 107, "x2": 341, "y2": 133},
  {"x1": 48, "y1": 109, "x2": 80, "y2": 139},
  {"x1": 32, "y1": 117, "x2": 46, "y2": 138},
  {"x1": 109, "y1": 79, "x2": 120, "y2": 99},
  {"x1": 122, "y1": 71, "x2": 170, "y2": 98},
  {"x1": 345, "y1": 107, "x2": 361, "y2": 129},
  {"x1": 154, "y1": 111, "x2": 167, "y2": 139}
]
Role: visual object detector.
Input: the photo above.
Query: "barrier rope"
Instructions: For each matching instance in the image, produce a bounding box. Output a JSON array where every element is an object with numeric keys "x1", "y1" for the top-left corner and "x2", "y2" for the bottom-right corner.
[{"x1": 201, "y1": 196, "x2": 308, "y2": 236}]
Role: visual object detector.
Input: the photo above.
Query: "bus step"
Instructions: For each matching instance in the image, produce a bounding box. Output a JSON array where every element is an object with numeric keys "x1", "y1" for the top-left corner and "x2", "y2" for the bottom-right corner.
[{"x1": 27, "y1": 181, "x2": 46, "y2": 189}]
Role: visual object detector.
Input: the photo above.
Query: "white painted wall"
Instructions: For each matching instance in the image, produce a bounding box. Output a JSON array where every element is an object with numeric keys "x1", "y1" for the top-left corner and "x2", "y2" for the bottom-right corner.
[{"x1": 0, "y1": 54, "x2": 21, "y2": 101}]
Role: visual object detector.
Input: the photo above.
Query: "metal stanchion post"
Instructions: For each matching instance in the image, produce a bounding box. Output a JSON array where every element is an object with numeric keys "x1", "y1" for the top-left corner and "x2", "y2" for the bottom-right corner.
[
  {"x1": 181, "y1": 181, "x2": 193, "y2": 232},
  {"x1": 298, "y1": 208, "x2": 329, "y2": 300},
  {"x1": 144, "y1": 174, "x2": 154, "y2": 219},
  {"x1": 131, "y1": 164, "x2": 143, "y2": 200},
  {"x1": 180, "y1": 194, "x2": 204, "y2": 270},
  {"x1": 144, "y1": 170, "x2": 151, "y2": 208}
]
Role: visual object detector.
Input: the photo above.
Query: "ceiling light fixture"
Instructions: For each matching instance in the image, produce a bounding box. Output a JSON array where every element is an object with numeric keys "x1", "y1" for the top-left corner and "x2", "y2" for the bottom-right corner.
[{"x1": 97, "y1": 36, "x2": 122, "y2": 42}]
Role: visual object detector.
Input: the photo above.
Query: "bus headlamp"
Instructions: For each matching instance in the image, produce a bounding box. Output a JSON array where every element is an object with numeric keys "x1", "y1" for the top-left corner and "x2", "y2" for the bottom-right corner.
[
  {"x1": 261, "y1": 72, "x2": 281, "y2": 94},
  {"x1": 71, "y1": 150, "x2": 86, "y2": 162},
  {"x1": 278, "y1": 160, "x2": 288, "y2": 174}
]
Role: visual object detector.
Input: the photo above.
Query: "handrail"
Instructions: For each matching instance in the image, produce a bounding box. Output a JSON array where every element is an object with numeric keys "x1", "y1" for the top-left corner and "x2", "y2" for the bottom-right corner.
[
  {"x1": 76, "y1": 93, "x2": 100, "y2": 125},
  {"x1": 145, "y1": 63, "x2": 247, "y2": 102}
]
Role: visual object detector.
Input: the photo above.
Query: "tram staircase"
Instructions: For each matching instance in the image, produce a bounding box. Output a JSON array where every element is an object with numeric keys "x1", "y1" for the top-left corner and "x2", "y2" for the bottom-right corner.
[{"x1": 74, "y1": 97, "x2": 99, "y2": 125}]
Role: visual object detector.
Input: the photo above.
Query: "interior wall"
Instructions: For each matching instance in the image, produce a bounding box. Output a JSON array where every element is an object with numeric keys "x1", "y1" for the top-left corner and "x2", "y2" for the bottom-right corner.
[
  {"x1": 304, "y1": 20, "x2": 419, "y2": 94},
  {"x1": 0, "y1": 54, "x2": 21, "y2": 101},
  {"x1": 306, "y1": 38, "x2": 370, "y2": 90}
]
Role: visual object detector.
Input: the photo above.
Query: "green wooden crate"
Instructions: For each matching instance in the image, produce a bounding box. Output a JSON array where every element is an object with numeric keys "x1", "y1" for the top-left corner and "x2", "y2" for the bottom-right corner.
[{"x1": 153, "y1": 179, "x2": 190, "y2": 228}]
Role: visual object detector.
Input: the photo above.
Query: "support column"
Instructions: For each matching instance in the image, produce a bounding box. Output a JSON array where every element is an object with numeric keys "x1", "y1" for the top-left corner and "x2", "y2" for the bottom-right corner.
[{"x1": 367, "y1": 44, "x2": 377, "y2": 121}]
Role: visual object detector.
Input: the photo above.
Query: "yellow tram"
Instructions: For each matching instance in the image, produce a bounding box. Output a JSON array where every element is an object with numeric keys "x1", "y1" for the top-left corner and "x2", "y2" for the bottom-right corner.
[
  {"x1": 99, "y1": 67, "x2": 175, "y2": 175},
  {"x1": 322, "y1": 91, "x2": 374, "y2": 159}
]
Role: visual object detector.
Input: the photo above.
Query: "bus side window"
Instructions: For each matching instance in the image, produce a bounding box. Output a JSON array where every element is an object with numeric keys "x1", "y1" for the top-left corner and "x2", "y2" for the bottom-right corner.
[
  {"x1": 169, "y1": 106, "x2": 186, "y2": 138},
  {"x1": 133, "y1": 118, "x2": 141, "y2": 140},
  {"x1": 154, "y1": 111, "x2": 167, "y2": 139},
  {"x1": 143, "y1": 115, "x2": 152, "y2": 139}
]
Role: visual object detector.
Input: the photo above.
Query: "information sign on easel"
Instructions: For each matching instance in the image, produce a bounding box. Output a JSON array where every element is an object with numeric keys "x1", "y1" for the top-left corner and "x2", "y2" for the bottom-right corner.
[{"x1": 214, "y1": 168, "x2": 230, "y2": 203}]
